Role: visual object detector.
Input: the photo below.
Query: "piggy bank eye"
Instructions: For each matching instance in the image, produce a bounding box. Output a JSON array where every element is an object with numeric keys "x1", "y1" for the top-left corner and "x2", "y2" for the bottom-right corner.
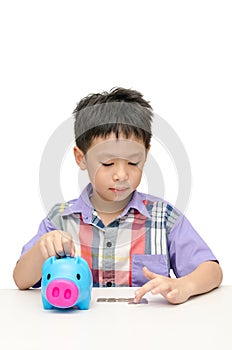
[
  {"x1": 76, "y1": 273, "x2": 81, "y2": 280},
  {"x1": 47, "y1": 273, "x2": 51, "y2": 280}
]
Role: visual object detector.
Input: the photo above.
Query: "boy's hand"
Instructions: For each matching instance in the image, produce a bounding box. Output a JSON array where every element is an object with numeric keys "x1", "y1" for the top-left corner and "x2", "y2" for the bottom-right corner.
[
  {"x1": 134, "y1": 266, "x2": 190, "y2": 305},
  {"x1": 38, "y1": 230, "x2": 76, "y2": 259}
]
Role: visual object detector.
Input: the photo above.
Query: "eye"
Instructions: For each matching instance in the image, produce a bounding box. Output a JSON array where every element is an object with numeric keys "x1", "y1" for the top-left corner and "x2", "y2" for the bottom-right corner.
[
  {"x1": 101, "y1": 163, "x2": 114, "y2": 167},
  {"x1": 47, "y1": 273, "x2": 51, "y2": 280},
  {"x1": 128, "y1": 162, "x2": 139, "y2": 166},
  {"x1": 76, "y1": 273, "x2": 81, "y2": 280}
]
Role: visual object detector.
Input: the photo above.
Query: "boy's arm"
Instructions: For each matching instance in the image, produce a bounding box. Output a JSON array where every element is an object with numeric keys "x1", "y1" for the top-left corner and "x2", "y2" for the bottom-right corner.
[
  {"x1": 13, "y1": 230, "x2": 75, "y2": 290},
  {"x1": 134, "y1": 261, "x2": 223, "y2": 304},
  {"x1": 13, "y1": 241, "x2": 45, "y2": 290}
]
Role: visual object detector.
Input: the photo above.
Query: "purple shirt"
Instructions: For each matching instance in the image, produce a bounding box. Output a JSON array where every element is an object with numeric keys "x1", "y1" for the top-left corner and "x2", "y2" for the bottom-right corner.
[{"x1": 20, "y1": 184, "x2": 218, "y2": 287}]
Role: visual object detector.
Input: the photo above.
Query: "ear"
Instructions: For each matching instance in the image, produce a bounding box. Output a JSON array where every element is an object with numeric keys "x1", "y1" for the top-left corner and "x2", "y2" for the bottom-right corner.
[
  {"x1": 145, "y1": 144, "x2": 151, "y2": 158},
  {"x1": 73, "y1": 146, "x2": 87, "y2": 170}
]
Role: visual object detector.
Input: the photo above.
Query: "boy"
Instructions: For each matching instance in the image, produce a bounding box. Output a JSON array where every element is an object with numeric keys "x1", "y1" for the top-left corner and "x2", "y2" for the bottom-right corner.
[{"x1": 13, "y1": 87, "x2": 222, "y2": 304}]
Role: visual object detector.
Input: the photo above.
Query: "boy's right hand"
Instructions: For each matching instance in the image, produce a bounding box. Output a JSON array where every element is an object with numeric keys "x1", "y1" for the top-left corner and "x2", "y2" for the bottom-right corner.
[{"x1": 38, "y1": 230, "x2": 76, "y2": 259}]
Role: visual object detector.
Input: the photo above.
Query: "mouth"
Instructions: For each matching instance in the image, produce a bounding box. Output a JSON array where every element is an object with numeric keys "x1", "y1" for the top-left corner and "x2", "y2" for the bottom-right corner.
[{"x1": 109, "y1": 187, "x2": 129, "y2": 193}]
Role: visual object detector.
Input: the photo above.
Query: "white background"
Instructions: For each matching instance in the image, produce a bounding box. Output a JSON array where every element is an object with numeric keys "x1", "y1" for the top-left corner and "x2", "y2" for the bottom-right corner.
[{"x1": 0, "y1": 0, "x2": 231, "y2": 288}]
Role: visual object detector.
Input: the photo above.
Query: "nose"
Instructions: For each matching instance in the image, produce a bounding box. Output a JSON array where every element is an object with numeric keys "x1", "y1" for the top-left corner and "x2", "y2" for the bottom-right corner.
[
  {"x1": 46, "y1": 279, "x2": 79, "y2": 308},
  {"x1": 112, "y1": 163, "x2": 129, "y2": 181}
]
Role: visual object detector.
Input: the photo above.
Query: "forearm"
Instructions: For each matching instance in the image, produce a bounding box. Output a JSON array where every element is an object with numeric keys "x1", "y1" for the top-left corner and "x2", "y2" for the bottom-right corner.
[
  {"x1": 134, "y1": 260, "x2": 223, "y2": 304},
  {"x1": 13, "y1": 242, "x2": 45, "y2": 290},
  {"x1": 179, "y1": 261, "x2": 223, "y2": 299}
]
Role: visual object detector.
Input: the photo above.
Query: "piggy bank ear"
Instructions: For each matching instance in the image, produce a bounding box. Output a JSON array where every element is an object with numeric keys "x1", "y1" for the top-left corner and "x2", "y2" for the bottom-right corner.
[
  {"x1": 43, "y1": 256, "x2": 56, "y2": 268},
  {"x1": 74, "y1": 256, "x2": 80, "y2": 264},
  {"x1": 49, "y1": 256, "x2": 57, "y2": 264}
]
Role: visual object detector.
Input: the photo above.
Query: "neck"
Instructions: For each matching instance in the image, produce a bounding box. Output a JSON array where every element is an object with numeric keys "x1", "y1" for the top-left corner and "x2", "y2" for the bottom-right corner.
[{"x1": 90, "y1": 192, "x2": 133, "y2": 216}]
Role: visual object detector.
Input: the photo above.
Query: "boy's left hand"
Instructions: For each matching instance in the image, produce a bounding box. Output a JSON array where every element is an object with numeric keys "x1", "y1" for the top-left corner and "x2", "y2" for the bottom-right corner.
[{"x1": 134, "y1": 266, "x2": 190, "y2": 305}]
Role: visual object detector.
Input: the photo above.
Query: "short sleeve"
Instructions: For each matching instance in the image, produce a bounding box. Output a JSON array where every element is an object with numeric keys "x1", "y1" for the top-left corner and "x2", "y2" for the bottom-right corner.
[
  {"x1": 168, "y1": 215, "x2": 218, "y2": 277},
  {"x1": 19, "y1": 218, "x2": 57, "y2": 259},
  {"x1": 19, "y1": 202, "x2": 69, "y2": 260}
]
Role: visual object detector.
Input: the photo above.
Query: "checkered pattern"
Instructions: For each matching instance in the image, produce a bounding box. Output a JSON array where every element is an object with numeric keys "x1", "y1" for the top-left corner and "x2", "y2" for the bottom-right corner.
[{"x1": 47, "y1": 197, "x2": 180, "y2": 287}]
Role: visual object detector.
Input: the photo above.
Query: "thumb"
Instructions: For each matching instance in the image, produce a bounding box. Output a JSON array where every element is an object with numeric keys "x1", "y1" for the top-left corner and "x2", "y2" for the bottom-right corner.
[{"x1": 142, "y1": 266, "x2": 158, "y2": 280}]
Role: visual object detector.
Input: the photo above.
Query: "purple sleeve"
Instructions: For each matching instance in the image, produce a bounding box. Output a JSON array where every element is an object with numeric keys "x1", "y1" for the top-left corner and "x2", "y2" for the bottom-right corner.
[
  {"x1": 168, "y1": 215, "x2": 218, "y2": 277},
  {"x1": 19, "y1": 218, "x2": 57, "y2": 259}
]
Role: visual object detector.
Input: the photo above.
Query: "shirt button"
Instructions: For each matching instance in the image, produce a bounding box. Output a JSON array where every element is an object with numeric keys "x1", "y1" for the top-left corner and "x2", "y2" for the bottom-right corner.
[
  {"x1": 106, "y1": 281, "x2": 112, "y2": 287},
  {"x1": 106, "y1": 241, "x2": 112, "y2": 247}
]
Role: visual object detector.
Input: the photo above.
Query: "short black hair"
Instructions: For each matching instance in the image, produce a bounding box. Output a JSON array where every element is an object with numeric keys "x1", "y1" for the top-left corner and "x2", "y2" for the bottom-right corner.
[{"x1": 73, "y1": 87, "x2": 153, "y2": 154}]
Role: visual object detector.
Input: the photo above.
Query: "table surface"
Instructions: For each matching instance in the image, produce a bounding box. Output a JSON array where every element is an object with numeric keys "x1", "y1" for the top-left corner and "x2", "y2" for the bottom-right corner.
[{"x1": 1, "y1": 286, "x2": 231, "y2": 350}]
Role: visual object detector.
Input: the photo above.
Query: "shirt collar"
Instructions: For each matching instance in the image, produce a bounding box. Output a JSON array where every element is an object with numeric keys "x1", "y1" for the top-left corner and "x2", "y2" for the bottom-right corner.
[
  {"x1": 120, "y1": 189, "x2": 151, "y2": 219},
  {"x1": 62, "y1": 183, "x2": 151, "y2": 223}
]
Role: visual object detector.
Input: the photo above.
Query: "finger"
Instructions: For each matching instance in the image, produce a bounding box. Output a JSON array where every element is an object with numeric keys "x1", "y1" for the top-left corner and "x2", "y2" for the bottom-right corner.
[
  {"x1": 150, "y1": 283, "x2": 172, "y2": 296},
  {"x1": 39, "y1": 241, "x2": 50, "y2": 260},
  {"x1": 45, "y1": 239, "x2": 57, "y2": 257},
  {"x1": 134, "y1": 279, "x2": 157, "y2": 303},
  {"x1": 62, "y1": 235, "x2": 74, "y2": 257},
  {"x1": 166, "y1": 289, "x2": 179, "y2": 303},
  {"x1": 39, "y1": 238, "x2": 56, "y2": 258},
  {"x1": 134, "y1": 268, "x2": 161, "y2": 302},
  {"x1": 62, "y1": 240, "x2": 71, "y2": 256},
  {"x1": 54, "y1": 232, "x2": 65, "y2": 257},
  {"x1": 142, "y1": 266, "x2": 159, "y2": 280},
  {"x1": 70, "y1": 242, "x2": 76, "y2": 257}
]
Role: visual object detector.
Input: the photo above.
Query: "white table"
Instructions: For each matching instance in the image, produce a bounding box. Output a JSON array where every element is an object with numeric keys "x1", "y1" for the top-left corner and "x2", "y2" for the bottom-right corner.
[{"x1": 1, "y1": 286, "x2": 231, "y2": 350}]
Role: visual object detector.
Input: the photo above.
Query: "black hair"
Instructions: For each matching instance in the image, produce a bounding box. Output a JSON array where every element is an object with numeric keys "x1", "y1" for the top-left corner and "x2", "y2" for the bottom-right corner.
[{"x1": 73, "y1": 87, "x2": 153, "y2": 154}]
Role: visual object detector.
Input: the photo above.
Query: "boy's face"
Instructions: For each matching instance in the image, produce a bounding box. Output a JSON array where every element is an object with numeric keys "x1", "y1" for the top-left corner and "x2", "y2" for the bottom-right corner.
[{"x1": 74, "y1": 133, "x2": 149, "y2": 205}]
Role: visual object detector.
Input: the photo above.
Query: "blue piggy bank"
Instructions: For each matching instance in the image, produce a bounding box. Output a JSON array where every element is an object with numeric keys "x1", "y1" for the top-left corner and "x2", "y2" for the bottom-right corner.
[{"x1": 41, "y1": 256, "x2": 93, "y2": 310}]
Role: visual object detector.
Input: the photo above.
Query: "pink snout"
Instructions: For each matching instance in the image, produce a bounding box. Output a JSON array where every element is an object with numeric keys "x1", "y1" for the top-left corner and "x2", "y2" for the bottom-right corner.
[{"x1": 46, "y1": 279, "x2": 79, "y2": 308}]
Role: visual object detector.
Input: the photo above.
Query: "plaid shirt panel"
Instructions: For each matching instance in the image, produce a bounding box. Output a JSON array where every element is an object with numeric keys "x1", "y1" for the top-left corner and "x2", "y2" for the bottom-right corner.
[{"x1": 51, "y1": 200, "x2": 180, "y2": 287}]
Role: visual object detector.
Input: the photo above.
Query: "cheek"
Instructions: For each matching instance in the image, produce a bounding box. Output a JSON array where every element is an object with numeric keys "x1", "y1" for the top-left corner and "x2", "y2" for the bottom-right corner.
[
  {"x1": 86, "y1": 161, "x2": 101, "y2": 181},
  {"x1": 130, "y1": 168, "x2": 143, "y2": 187},
  {"x1": 89, "y1": 167, "x2": 109, "y2": 186}
]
